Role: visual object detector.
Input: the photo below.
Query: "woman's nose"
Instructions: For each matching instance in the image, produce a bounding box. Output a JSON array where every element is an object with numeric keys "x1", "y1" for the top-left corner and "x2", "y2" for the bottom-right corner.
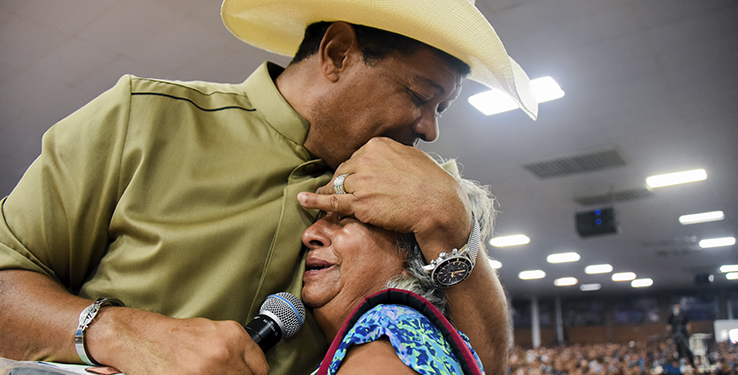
[{"x1": 302, "y1": 218, "x2": 332, "y2": 249}]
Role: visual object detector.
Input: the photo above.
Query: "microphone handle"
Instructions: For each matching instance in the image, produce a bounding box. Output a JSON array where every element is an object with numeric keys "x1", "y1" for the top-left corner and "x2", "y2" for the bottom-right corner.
[{"x1": 244, "y1": 314, "x2": 282, "y2": 352}]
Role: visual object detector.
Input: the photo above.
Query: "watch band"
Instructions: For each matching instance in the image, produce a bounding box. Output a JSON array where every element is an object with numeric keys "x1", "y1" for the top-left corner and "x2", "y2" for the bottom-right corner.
[
  {"x1": 466, "y1": 213, "x2": 481, "y2": 265},
  {"x1": 75, "y1": 298, "x2": 124, "y2": 365},
  {"x1": 422, "y1": 213, "x2": 482, "y2": 277}
]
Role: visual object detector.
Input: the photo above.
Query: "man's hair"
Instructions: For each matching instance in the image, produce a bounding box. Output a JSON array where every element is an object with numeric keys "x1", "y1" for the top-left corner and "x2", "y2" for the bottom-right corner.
[{"x1": 290, "y1": 21, "x2": 471, "y2": 77}]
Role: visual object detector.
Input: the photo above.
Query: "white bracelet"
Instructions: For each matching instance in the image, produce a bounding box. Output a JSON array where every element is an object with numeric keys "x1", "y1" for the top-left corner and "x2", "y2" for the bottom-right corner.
[{"x1": 75, "y1": 298, "x2": 124, "y2": 365}]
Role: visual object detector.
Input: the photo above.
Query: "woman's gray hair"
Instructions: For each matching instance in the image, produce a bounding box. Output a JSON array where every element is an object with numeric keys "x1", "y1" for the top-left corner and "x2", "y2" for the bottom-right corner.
[{"x1": 384, "y1": 166, "x2": 496, "y2": 318}]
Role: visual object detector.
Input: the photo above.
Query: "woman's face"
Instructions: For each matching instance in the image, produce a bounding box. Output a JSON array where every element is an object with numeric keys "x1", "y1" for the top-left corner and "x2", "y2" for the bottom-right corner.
[{"x1": 301, "y1": 212, "x2": 406, "y2": 335}]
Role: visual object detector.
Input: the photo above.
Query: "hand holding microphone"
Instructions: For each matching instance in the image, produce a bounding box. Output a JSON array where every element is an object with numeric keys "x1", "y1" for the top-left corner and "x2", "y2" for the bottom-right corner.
[{"x1": 244, "y1": 292, "x2": 306, "y2": 352}]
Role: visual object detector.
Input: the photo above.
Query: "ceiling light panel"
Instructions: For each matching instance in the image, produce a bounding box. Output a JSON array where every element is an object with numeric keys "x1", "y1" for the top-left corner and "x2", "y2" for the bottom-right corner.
[
  {"x1": 585, "y1": 264, "x2": 613, "y2": 274},
  {"x1": 519, "y1": 270, "x2": 546, "y2": 280},
  {"x1": 727, "y1": 273, "x2": 738, "y2": 280},
  {"x1": 679, "y1": 211, "x2": 724, "y2": 225},
  {"x1": 720, "y1": 265, "x2": 738, "y2": 273},
  {"x1": 547, "y1": 252, "x2": 581, "y2": 263},
  {"x1": 554, "y1": 277, "x2": 578, "y2": 286},
  {"x1": 468, "y1": 76, "x2": 564, "y2": 116},
  {"x1": 699, "y1": 237, "x2": 736, "y2": 248},
  {"x1": 580, "y1": 283, "x2": 601, "y2": 291},
  {"x1": 631, "y1": 278, "x2": 653, "y2": 288},
  {"x1": 489, "y1": 259, "x2": 502, "y2": 269},
  {"x1": 646, "y1": 169, "x2": 707, "y2": 188},
  {"x1": 612, "y1": 272, "x2": 636, "y2": 281},
  {"x1": 489, "y1": 234, "x2": 530, "y2": 247}
]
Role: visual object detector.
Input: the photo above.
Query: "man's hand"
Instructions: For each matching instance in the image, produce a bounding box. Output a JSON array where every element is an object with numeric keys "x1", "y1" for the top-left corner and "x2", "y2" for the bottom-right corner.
[
  {"x1": 298, "y1": 137, "x2": 510, "y2": 374},
  {"x1": 0, "y1": 270, "x2": 268, "y2": 375},
  {"x1": 297, "y1": 137, "x2": 472, "y2": 259},
  {"x1": 89, "y1": 308, "x2": 269, "y2": 375}
]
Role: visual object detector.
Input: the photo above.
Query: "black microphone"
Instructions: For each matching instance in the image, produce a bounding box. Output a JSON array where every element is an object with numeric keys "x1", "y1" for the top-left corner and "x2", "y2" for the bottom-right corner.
[{"x1": 244, "y1": 292, "x2": 306, "y2": 352}]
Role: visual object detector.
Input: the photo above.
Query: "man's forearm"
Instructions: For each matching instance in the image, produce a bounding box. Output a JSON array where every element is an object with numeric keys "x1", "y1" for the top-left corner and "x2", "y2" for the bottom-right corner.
[
  {"x1": 445, "y1": 253, "x2": 509, "y2": 375},
  {"x1": 0, "y1": 269, "x2": 270, "y2": 375},
  {"x1": 0, "y1": 269, "x2": 91, "y2": 362}
]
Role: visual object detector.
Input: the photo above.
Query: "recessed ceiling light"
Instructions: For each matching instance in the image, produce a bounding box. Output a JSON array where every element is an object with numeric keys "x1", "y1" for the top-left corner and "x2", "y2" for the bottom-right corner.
[
  {"x1": 519, "y1": 270, "x2": 546, "y2": 280},
  {"x1": 679, "y1": 211, "x2": 724, "y2": 225},
  {"x1": 489, "y1": 234, "x2": 530, "y2": 247},
  {"x1": 580, "y1": 283, "x2": 601, "y2": 291},
  {"x1": 646, "y1": 169, "x2": 706, "y2": 188},
  {"x1": 612, "y1": 272, "x2": 636, "y2": 281},
  {"x1": 585, "y1": 264, "x2": 613, "y2": 274},
  {"x1": 489, "y1": 259, "x2": 502, "y2": 269},
  {"x1": 468, "y1": 76, "x2": 564, "y2": 116},
  {"x1": 727, "y1": 272, "x2": 738, "y2": 280},
  {"x1": 699, "y1": 237, "x2": 736, "y2": 248},
  {"x1": 631, "y1": 278, "x2": 653, "y2": 288},
  {"x1": 547, "y1": 252, "x2": 581, "y2": 264},
  {"x1": 720, "y1": 265, "x2": 738, "y2": 273},
  {"x1": 554, "y1": 277, "x2": 578, "y2": 286}
]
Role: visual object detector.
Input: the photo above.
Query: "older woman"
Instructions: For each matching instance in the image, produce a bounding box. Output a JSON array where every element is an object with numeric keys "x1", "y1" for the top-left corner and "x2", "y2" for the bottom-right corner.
[{"x1": 302, "y1": 175, "x2": 496, "y2": 375}]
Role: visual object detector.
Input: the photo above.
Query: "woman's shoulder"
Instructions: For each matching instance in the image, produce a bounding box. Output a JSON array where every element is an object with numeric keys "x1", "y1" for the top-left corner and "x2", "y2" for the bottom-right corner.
[{"x1": 343, "y1": 304, "x2": 475, "y2": 374}]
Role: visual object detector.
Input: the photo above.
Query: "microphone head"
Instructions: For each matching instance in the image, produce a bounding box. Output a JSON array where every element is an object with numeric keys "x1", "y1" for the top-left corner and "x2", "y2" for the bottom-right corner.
[{"x1": 259, "y1": 292, "x2": 305, "y2": 339}]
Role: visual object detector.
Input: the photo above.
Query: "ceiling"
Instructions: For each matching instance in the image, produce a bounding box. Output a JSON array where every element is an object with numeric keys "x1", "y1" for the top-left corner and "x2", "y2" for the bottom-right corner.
[{"x1": 1, "y1": 0, "x2": 737, "y2": 300}]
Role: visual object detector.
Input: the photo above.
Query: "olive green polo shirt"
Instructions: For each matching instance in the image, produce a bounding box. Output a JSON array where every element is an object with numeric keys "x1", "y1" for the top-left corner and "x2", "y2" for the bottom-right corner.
[{"x1": 0, "y1": 62, "x2": 332, "y2": 373}]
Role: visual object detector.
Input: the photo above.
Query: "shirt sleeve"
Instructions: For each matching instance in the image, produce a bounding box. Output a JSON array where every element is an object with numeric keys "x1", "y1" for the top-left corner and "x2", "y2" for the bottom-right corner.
[{"x1": 0, "y1": 75, "x2": 133, "y2": 291}]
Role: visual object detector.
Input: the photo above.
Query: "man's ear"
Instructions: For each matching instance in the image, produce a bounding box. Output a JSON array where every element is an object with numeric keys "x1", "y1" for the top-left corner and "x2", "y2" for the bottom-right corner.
[{"x1": 319, "y1": 22, "x2": 361, "y2": 82}]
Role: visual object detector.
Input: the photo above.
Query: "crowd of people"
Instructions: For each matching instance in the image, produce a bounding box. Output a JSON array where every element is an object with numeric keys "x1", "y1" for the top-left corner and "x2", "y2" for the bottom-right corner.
[{"x1": 508, "y1": 339, "x2": 737, "y2": 375}]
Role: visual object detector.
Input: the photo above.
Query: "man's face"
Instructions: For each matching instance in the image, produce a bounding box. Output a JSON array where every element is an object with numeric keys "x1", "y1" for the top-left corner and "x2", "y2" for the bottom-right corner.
[{"x1": 306, "y1": 46, "x2": 463, "y2": 168}]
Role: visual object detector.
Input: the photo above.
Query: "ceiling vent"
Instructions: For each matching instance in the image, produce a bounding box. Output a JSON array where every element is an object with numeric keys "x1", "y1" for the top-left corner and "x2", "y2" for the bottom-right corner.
[
  {"x1": 644, "y1": 236, "x2": 701, "y2": 257},
  {"x1": 574, "y1": 187, "x2": 653, "y2": 206},
  {"x1": 524, "y1": 148, "x2": 627, "y2": 178}
]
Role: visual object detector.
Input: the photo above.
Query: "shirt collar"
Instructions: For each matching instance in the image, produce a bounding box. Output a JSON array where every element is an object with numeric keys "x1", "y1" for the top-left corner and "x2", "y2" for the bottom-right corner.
[{"x1": 242, "y1": 62, "x2": 311, "y2": 146}]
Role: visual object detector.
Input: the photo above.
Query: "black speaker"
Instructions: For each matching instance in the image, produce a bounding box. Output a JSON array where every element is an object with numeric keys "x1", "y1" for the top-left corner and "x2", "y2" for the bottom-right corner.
[
  {"x1": 694, "y1": 273, "x2": 714, "y2": 285},
  {"x1": 576, "y1": 207, "x2": 619, "y2": 238}
]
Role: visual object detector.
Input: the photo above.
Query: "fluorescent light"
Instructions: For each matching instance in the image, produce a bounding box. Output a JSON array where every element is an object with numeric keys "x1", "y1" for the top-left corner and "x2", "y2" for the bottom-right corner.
[
  {"x1": 489, "y1": 259, "x2": 502, "y2": 269},
  {"x1": 585, "y1": 264, "x2": 613, "y2": 274},
  {"x1": 612, "y1": 272, "x2": 636, "y2": 282},
  {"x1": 727, "y1": 272, "x2": 738, "y2": 280},
  {"x1": 646, "y1": 169, "x2": 706, "y2": 188},
  {"x1": 580, "y1": 283, "x2": 601, "y2": 291},
  {"x1": 554, "y1": 277, "x2": 578, "y2": 286},
  {"x1": 631, "y1": 278, "x2": 654, "y2": 288},
  {"x1": 468, "y1": 90, "x2": 519, "y2": 116},
  {"x1": 468, "y1": 76, "x2": 564, "y2": 116},
  {"x1": 489, "y1": 234, "x2": 530, "y2": 247},
  {"x1": 679, "y1": 211, "x2": 724, "y2": 225},
  {"x1": 519, "y1": 270, "x2": 546, "y2": 280},
  {"x1": 531, "y1": 77, "x2": 566, "y2": 103},
  {"x1": 720, "y1": 265, "x2": 738, "y2": 273},
  {"x1": 547, "y1": 252, "x2": 581, "y2": 264},
  {"x1": 699, "y1": 237, "x2": 736, "y2": 248}
]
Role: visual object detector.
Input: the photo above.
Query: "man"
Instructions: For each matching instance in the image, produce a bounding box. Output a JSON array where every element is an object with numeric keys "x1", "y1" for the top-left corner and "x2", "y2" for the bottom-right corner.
[
  {"x1": 0, "y1": 0, "x2": 537, "y2": 374},
  {"x1": 666, "y1": 304, "x2": 693, "y2": 367}
]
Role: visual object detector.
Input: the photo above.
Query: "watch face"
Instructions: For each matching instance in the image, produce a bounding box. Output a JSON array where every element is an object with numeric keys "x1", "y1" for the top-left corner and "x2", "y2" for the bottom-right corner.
[{"x1": 434, "y1": 257, "x2": 473, "y2": 287}]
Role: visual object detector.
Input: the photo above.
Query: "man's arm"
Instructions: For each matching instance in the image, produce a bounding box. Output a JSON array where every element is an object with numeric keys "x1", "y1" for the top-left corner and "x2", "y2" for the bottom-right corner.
[
  {"x1": 0, "y1": 269, "x2": 268, "y2": 375},
  {"x1": 297, "y1": 137, "x2": 509, "y2": 374}
]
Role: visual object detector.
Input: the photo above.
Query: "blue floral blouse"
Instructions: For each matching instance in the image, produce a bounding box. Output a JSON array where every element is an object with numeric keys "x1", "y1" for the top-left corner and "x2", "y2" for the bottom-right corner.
[{"x1": 312, "y1": 304, "x2": 485, "y2": 374}]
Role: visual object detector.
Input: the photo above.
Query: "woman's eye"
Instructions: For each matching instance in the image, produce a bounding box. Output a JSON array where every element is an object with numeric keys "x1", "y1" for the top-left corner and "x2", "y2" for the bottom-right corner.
[{"x1": 337, "y1": 214, "x2": 356, "y2": 223}]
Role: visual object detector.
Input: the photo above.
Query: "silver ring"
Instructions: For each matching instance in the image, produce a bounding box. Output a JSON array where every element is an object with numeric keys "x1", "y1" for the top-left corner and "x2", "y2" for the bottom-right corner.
[{"x1": 334, "y1": 173, "x2": 351, "y2": 194}]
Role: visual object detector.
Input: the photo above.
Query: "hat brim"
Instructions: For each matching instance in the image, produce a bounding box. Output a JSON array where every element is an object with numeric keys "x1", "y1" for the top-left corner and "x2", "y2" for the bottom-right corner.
[{"x1": 221, "y1": 0, "x2": 537, "y2": 119}]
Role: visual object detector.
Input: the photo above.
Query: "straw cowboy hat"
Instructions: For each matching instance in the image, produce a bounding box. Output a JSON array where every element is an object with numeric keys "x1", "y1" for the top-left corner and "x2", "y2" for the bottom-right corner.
[{"x1": 221, "y1": 0, "x2": 538, "y2": 120}]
